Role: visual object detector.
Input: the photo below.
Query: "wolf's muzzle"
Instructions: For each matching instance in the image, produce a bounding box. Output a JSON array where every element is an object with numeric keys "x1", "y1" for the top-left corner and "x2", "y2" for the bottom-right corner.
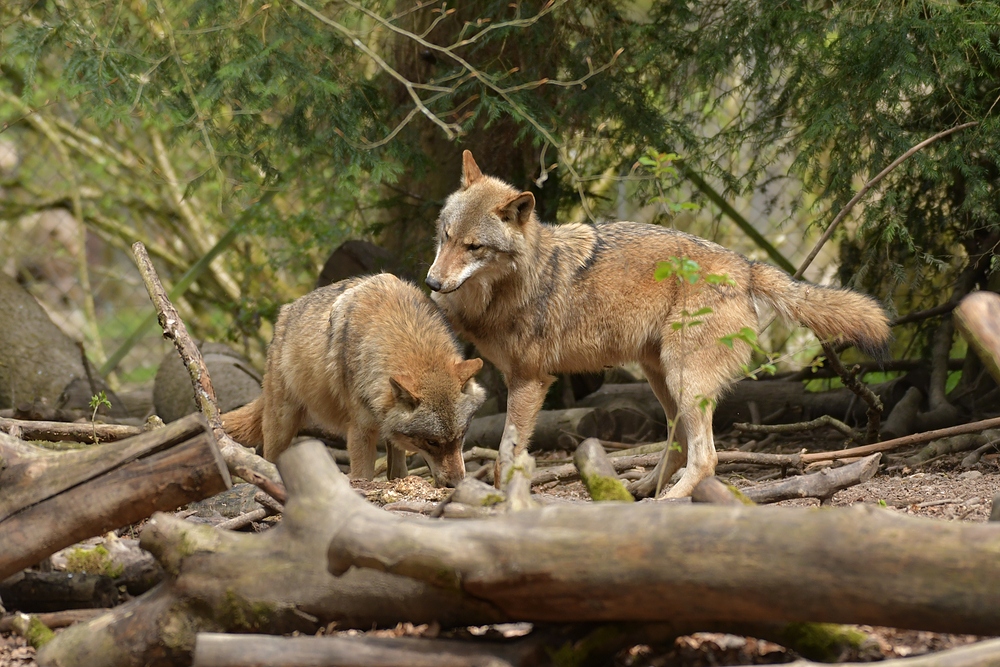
[{"x1": 425, "y1": 275, "x2": 443, "y2": 292}]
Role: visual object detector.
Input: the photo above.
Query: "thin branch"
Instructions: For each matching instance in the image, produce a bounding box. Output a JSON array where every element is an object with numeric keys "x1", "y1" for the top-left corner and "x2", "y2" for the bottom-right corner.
[
  {"x1": 821, "y1": 343, "x2": 883, "y2": 444},
  {"x1": 794, "y1": 121, "x2": 979, "y2": 280},
  {"x1": 131, "y1": 241, "x2": 284, "y2": 491},
  {"x1": 153, "y1": 0, "x2": 227, "y2": 210},
  {"x1": 733, "y1": 414, "x2": 858, "y2": 439},
  {"x1": 148, "y1": 127, "x2": 241, "y2": 301},
  {"x1": 287, "y1": 0, "x2": 463, "y2": 138}
]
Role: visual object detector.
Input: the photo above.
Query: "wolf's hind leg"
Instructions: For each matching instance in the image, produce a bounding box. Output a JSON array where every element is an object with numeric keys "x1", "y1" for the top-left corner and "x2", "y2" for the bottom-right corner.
[
  {"x1": 658, "y1": 332, "x2": 750, "y2": 498},
  {"x1": 260, "y1": 376, "x2": 306, "y2": 461},
  {"x1": 629, "y1": 363, "x2": 688, "y2": 498},
  {"x1": 347, "y1": 424, "x2": 380, "y2": 480}
]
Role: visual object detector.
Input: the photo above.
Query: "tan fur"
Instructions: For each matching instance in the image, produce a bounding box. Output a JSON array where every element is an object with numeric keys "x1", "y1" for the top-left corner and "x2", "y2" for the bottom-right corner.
[
  {"x1": 222, "y1": 274, "x2": 485, "y2": 487},
  {"x1": 426, "y1": 151, "x2": 891, "y2": 497}
]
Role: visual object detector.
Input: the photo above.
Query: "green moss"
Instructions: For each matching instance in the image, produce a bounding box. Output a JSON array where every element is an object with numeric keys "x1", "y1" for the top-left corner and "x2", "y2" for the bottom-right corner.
[
  {"x1": 13, "y1": 615, "x2": 56, "y2": 648},
  {"x1": 218, "y1": 590, "x2": 277, "y2": 631},
  {"x1": 548, "y1": 625, "x2": 625, "y2": 667},
  {"x1": 723, "y1": 483, "x2": 757, "y2": 505},
  {"x1": 780, "y1": 622, "x2": 869, "y2": 662},
  {"x1": 64, "y1": 545, "x2": 125, "y2": 579},
  {"x1": 580, "y1": 472, "x2": 634, "y2": 503},
  {"x1": 479, "y1": 492, "x2": 506, "y2": 506}
]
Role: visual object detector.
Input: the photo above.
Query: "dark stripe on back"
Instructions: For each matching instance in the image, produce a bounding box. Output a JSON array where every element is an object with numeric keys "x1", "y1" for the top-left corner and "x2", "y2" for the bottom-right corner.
[{"x1": 575, "y1": 235, "x2": 607, "y2": 278}]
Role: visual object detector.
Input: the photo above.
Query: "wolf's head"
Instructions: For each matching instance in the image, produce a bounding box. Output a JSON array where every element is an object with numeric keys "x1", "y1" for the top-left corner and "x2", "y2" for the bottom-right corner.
[
  {"x1": 425, "y1": 151, "x2": 537, "y2": 295},
  {"x1": 381, "y1": 357, "x2": 485, "y2": 487}
]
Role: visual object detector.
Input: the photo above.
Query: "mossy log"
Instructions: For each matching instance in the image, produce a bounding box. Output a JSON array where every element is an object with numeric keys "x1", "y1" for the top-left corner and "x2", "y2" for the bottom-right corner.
[
  {"x1": 573, "y1": 438, "x2": 633, "y2": 502},
  {"x1": 328, "y1": 459, "x2": 1000, "y2": 635},
  {"x1": 36, "y1": 440, "x2": 507, "y2": 667},
  {"x1": 0, "y1": 413, "x2": 230, "y2": 580}
]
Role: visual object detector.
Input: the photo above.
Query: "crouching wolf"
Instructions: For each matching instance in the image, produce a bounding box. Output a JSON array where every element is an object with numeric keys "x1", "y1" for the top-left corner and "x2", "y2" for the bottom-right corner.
[
  {"x1": 425, "y1": 151, "x2": 891, "y2": 497},
  {"x1": 223, "y1": 273, "x2": 485, "y2": 487}
]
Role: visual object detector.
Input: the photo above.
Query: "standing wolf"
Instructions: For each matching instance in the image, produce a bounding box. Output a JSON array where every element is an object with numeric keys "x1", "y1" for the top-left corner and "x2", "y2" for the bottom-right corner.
[
  {"x1": 223, "y1": 273, "x2": 485, "y2": 487},
  {"x1": 426, "y1": 151, "x2": 891, "y2": 497}
]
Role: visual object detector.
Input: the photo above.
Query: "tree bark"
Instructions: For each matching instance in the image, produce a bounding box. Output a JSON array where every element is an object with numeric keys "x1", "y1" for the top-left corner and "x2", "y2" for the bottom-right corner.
[
  {"x1": 328, "y1": 467, "x2": 1000, "y2": 635},
  {"x1": 0, "y1": 413, "x2": 211, "y2": 523},
  {"x1": 0, "y1": 571, "x2": 121, "y2": 613},
  {"x1": 0, "y1": 416, "x2": 230, "y2": 579},
  {"x1": 192, "y1": 633, "x2": 529, "y2": 667}
]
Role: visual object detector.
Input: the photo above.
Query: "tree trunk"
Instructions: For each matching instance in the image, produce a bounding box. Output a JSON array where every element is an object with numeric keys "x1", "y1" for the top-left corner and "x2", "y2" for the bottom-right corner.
[{"x1": 328, "y1": 468, "x2": 1000, "y2": 635}]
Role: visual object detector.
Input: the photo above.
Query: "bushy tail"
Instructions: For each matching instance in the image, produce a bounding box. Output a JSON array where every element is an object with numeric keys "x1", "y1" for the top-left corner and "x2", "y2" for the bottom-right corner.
[
  {"x1": 749, "y1": 263, "x2": 891, "y2": 357},
  {"x1": 221, "y1": 398, "x2": 264, "y2": 448}
]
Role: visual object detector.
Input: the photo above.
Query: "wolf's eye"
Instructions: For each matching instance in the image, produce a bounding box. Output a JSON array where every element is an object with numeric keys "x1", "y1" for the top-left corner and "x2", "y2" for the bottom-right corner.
[
  {"x1": 424, "y1": 439, "x2": 441, "y2": 449},
  {"x1": 467, "y1": 243, "x2": 482, "y2": 252}
]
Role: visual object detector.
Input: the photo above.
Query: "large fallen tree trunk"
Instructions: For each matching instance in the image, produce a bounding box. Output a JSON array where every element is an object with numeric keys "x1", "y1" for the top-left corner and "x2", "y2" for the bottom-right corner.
[
  {"x1": 328, "y1": 456, "x2": 1000, "y2": 635},
  {"x1": 0, "y1": 413, "x2": 230, "y2": 580}
]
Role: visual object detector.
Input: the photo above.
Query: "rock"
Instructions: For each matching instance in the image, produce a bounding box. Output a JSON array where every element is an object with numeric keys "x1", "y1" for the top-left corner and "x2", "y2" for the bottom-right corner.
[
  {"x1": 0, "y1": 272, "x2": 116, "y2": 411},
  {"x1": 153, "y1": 342, "x2": 261, "y2": 422},
  {"x1": 315, "y1": 240, "x2": 401, "y2": 288}
]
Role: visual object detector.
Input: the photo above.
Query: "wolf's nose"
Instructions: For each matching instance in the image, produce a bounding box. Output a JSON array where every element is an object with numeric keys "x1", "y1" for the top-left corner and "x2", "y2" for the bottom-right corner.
[{"x1": 425, "y1": 275, "x2": 442, "y2": 292}]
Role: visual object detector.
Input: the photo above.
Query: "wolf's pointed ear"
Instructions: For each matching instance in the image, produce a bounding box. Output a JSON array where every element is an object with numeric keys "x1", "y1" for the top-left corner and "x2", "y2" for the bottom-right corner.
[
  {"x1": 500, "y1": 191, "x2": 535, "y2": 227},
  {"x1": 455, "y1": 357, "x2": 484, "y2": 385},
  {"x1": 461, "y1": 150, "x2": 484, "y2": 189},
  {"x1": 390, "y1": 374, "x2": 422, "y2": 407}
]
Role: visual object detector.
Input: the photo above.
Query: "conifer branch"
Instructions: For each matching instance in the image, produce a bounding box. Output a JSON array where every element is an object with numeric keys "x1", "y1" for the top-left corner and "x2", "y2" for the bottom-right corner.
[{"x1": 794, "y1": 121, "x2": 979, "y2": 280}]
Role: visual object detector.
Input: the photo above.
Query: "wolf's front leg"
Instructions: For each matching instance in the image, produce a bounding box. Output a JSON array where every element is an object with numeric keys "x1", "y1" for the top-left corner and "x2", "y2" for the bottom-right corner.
[
  {"x1": 386, "y1": 443, "x2": 409, "y2": 480},
  {"x1": 504, "y1": 373, "x2": 556, "y2": 454},
  {"x1": 346, "y1": 424, "x2": 380, "y2": 480}
]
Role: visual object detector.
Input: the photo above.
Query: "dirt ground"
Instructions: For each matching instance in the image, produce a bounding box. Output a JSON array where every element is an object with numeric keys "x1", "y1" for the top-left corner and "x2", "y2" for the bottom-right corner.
[{"x1": 3, "y1": 434, "x2": 997, "y2": 666}]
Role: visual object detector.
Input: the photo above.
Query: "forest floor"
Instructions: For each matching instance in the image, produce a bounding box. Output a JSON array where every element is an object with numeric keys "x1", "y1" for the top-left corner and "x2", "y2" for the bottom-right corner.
[{"x1": 3, "y1": 431, "x2": 998, "y2": 666}]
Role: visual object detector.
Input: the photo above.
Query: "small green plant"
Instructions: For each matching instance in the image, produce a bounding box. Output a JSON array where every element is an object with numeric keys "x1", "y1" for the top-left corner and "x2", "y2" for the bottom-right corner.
[
  {"x1": 877, "y1": 499, "x2": 887, "y2": 508},
  {"x1": 636, "y1": 149, "x2": 701, "y2": 216},
  {"x1": 88, "y1": 391, "x2": 112, "y2": 444}
]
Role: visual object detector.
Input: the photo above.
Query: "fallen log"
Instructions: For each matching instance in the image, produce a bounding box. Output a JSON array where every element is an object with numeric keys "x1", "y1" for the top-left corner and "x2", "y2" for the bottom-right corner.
[
  {"x1": 741, "y1": 454, "x2": 882, "y2": 504},
  {"x1": 465, "y1": 407, "x2": 615, "y2": 451},
  {"x1": 573, "y1": 438, "x2": 633, "y2": 502},
  {"x1": 788, "y1": 637, "x2": 1000, "y2": 667},
  {"x1": 192, "y1": 632, "x2": 532, "y2": 667},
  {"x1": 35, "y1": 440, "x2": 507, "y2": 667},
  {"x1": 955, "y1": 291, "x2": 1000, "y2": 385},
  {"x1": 0, "y1": 417, "x2": 141, "y2": 444},
  {"x1": 0, "y1": 413, "x2": 230, "y2": 580},
  {"x1": 0, "y1": 608, "x2": 107, "y2": 632},
  {"x1": 328, "y1": 454, "x2": 1000, "y2": 634},
  {"x1": 0, "y1": 571, "x2": 121, "y2": 613}
]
